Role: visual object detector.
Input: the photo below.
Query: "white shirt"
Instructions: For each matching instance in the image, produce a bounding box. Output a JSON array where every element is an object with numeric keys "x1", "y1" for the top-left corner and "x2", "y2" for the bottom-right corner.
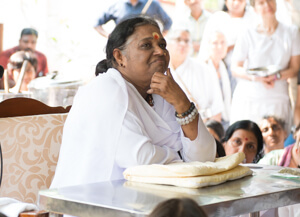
[
  {"x1": 171, "y1": 57, "x2": 224, "y2": 119},
  {"x1": 173, "y1": 9, "x2": 211, "y2": 44},
  {"x1": 232, "y1": 22, "x2": 300, "y2": 100},
  {"x1": 51, "y1": 68, "x2": 216, "y2": 188},
  {"x1": 230, "y1": 22, "x2": 300, "y2": 131}
]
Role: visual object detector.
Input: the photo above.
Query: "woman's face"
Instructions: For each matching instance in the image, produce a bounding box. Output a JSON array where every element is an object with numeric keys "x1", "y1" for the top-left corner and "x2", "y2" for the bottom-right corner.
[
  {"x1": 209, "y1": 32, "x2": 227, "y2": 62},
  {"x1": 223, "y1": 129, "x2": 258, "y2": 163},
  {"x1": 225, "y1": 0, "x2": 247, "y2": 17},
  {"x1": 118, "y1": 25, "x2": 170, "y2": 90},
  {"x1": 254, "y1": 0, "x2": 276, "y2": 17}
]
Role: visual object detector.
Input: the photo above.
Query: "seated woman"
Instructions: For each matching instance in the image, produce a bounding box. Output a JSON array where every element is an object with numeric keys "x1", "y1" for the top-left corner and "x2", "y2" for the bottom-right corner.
[
  {"x1": 7, "y1": 51, "x2": 37, "y2": 92},
  {"x1": 50, "y1": 16, "x2": 216, "y2": 188},
  {"x1": 221, "y1": 120, "x2": 263, "y2": 163}
]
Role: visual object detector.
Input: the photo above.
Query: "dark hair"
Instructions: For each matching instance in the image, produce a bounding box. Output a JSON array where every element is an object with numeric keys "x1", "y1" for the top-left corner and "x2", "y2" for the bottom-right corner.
[
  {"x1": 221, "y1": 120, "x2": 263, "y2": 158},
  {"x1": 148, "y1": 198, "x2": 208, "y2": 217},
  {"x1": 95, "y1": 16, "x2": 160, "y2": 76},
  {"x1": 222, "y1": 3, "x2": 228, "y2": 12},
  {"x1": 20, "y1": 28, "x2": 38, "y2": 38},
  {"x1": 215, "y1": 138, "x2": 226, "y2": 157},
  {"x1": 205, "y1": 119, "x2": 225, "y2": 141}
]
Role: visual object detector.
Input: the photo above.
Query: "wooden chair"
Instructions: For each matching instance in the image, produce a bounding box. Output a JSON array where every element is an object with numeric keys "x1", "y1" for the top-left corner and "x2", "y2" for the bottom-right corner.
[
  {"x1": 0, "y1": 97, "x2": 71, "y2": 118},
  {"x1": 0, "y1": 97, "x2": 70, "y2": 217}
]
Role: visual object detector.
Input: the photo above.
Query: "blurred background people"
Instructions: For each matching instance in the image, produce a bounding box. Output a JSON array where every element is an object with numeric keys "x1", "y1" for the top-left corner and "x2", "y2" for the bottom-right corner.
[
  {"x1": 6, "y1": 51, "x2": 37, "y2": 92},
  {"x1": 205, "y1": 119, "x2": 226, "y2": 157},
  {"x1": 0, "y1": 28, "x2": 48, "y2": 78},
  {"x1": 221, "y1": 120, "x2": 263, "y2": 163},
  {"x1": 204, "y1": 30, "x2": 231, "y2": 129},
  {"x1": 149, "y1": 198, "x2": 208, "y2": 217},
  {"x1": 199, "y1": 0, "x2": 257, "y2": 93},
  {"x1": 173, "y1": 0, "x2": 211, "y2": 56},
  {"x1": 258, "y1": 122, "x2": 300, "y2": 168},
  {"x1": 205, "y1": 119, "x2": 225, "y2": 142},
  {"x1": 94, "y1": 0, "x2": 172, "y2": 38},
  {"x1": 230, "y1": 0, "x2": 300, "y2": 134},
  {"x1": 167, "y1": 28, "x2": 224, "y2": 122},
  {"x1": 259, "y1": 116, "x2": 287, "y2": 155}
]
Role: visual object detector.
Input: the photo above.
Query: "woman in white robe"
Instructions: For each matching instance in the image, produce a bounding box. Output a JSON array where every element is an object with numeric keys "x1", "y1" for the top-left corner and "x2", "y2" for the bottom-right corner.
[
  {"x1": 230, "y1": 0, "x2": 300, "y2": 133},
  {"x1": 50, "y1": 17, "x2": 216, "y2": 189}
]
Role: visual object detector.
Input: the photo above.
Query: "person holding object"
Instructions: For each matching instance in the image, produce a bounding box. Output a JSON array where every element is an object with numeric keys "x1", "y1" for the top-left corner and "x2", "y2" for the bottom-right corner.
[
  {"x1": 10, "y1": 51, "x2": 37, "y2": 92},
  {"x1": 51, "y1": 16, "x2": 216, "y2": 189},
  {"x1": 230, "y1": 0, "x2": 300, "y2": 133},
  {"x1": 0, "y1": 28, "x2": 48, "y2": 78}
]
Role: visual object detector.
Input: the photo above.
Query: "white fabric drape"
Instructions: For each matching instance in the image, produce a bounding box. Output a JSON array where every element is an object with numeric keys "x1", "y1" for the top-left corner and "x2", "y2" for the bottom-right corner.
[{"x1": 51, "y1": 68, "x2": 216, "y2": 188}]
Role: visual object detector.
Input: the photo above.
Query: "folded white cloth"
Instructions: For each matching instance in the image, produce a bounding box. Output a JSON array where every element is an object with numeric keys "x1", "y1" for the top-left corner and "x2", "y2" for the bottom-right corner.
[
  {"x1": 0, "y1": 197, "x2": 38, "y2": 217},
  {"x1": 123, "y1": 152, "x2": 253, "y2": 188},
  {"x1": 124, "y1": 152, "x2": 245, "y2": 178}
]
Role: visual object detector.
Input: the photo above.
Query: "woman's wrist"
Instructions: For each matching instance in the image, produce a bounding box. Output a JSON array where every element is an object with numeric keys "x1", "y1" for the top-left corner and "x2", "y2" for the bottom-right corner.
[{"x1": 175, "y1": 102, "x2": 199, "y2": 125}]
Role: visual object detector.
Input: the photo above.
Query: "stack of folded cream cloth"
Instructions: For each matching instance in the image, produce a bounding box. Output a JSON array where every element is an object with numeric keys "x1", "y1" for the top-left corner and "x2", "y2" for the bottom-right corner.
[{"x1": 123, "y1": 152, "x2": 252, "y2": 188}]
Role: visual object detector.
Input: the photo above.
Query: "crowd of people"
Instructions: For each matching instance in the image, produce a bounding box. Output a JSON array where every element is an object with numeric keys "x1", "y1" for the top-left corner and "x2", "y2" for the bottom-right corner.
[{"x1": 0, "y1": 0, "x2": 300, "y2": 216}]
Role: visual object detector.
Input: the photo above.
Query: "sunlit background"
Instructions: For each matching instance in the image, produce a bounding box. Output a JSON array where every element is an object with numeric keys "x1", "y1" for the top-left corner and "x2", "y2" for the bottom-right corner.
[{"x1": 0, "y1": 0, "x2": 224, "y2": 82}]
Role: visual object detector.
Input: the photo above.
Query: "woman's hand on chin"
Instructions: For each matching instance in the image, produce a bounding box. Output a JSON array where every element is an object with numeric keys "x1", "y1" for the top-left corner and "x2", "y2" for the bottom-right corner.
[{"x1": 147, "y1": 68, "x2": 191, "y2": 113}]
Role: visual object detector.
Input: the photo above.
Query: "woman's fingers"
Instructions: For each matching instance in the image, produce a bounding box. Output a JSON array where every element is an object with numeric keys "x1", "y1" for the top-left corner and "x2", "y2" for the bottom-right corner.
[{"x1": 147, "y1": 70, "x2": 189, "y2": 107}]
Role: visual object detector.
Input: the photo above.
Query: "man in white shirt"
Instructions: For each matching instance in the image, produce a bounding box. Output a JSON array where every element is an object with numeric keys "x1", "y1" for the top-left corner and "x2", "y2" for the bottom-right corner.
[{"x1": 173, "y1": 0, "x2": 211, "y2": 56}]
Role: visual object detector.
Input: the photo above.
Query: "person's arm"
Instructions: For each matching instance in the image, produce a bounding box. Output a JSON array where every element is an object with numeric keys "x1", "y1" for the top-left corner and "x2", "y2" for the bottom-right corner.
[
  {"x1": 115, "y1": 111, "x2": 182, "y2": 168},
  {"x1": 94, "y1": 25, "x2": 110, "y2": 38},
  {"x1": 278, "y1": 55, "x2": 300, "y2": 80},
  {"x1": 148, "y1": 69, "x2": 199, "y2": 140}
]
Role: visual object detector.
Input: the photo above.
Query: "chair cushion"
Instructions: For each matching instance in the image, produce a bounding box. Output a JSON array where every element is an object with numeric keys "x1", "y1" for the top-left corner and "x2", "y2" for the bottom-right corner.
[{"x1": 0, "y1": 113, "x2": 68, "y2": 203}]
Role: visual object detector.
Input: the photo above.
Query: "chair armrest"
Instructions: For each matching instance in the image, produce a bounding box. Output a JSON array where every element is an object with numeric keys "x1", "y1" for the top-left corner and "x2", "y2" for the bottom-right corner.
[{"x1": 19, "y1": 210, "x2": 49, "y2": 217}]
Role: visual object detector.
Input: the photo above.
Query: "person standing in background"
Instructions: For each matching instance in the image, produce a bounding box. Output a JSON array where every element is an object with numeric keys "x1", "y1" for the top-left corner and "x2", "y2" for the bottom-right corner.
[
  {"x1": 230, "y1": 0, "x2": 300, "y2": 134},
  {"x1": 0, "y1": 28, "x2": 48, "y2": 78},
  {"x1": 199, "y1": 0, "x2": 257, "y2": 94},
  {"x1": 94, "y1": 0, "x2": 172, "y2": 38},
  {"x1": 173, "y1": 0, "x2": 211, "y2": 56}
]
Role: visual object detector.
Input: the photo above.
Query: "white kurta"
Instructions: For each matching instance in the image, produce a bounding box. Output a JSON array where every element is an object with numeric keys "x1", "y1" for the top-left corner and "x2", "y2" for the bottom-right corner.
[
  {"x1": 230, "y1": 22, "x2": 300, "y2": 132},
  {"x1": 206, "y1": 59, "x2": 232, "y2": 122},
  {"x1": 173, "y1": 9, "x2": 211, "y2": 46},
  {"x1": 171, "y1": 58, "x2": 224, "y2": 120},
  {"x1": 50, "y1": 68, "x2": 216, "y2": 188}
]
